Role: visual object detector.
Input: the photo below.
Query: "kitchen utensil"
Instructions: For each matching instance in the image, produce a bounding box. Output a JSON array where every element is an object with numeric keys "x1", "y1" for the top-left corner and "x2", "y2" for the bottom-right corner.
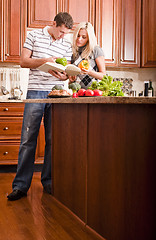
[
  {"x1": 1, "y1": 70, "x2": 9, "y2": 95},
  {"x1": 10, "y1": 70, "x2": 23, "y2": 99}
]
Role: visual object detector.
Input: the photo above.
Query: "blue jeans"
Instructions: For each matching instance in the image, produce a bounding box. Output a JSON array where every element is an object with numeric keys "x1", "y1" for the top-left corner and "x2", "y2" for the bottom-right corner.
[{"x1": 12, "y1": 90, "x2": 52, "y2": 193}]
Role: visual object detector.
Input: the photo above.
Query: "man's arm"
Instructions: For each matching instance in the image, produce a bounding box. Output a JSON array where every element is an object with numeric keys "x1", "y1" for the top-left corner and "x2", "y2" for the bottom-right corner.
[
  {"x1": 20, "y1": 48, "x2": 56, "y2": 69},
  {"x1": 20, "y1": 47, "x2": 68, "y2": 81}
]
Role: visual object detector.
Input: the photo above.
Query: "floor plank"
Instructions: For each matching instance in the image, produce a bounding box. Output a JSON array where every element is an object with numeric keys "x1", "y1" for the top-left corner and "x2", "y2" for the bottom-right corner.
[{"x1": 0, "y1": 172, "x2": 104, "y2": 240}]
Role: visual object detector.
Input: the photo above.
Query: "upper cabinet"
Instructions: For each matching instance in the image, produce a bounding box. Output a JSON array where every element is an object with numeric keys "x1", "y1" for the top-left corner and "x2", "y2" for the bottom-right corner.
[
  {"x1": 95, "y1": 0, "x2": 118, "y2": 66},
  {"x1": 141, "y1": 0, "x2": 156, "y2": 67},
  {"x1": 0, "y1": 0, "x2": 155, "y2": 67},
  {"x1": 0, "y1": 0, "x2": 27, "y2": 63},
  {"x1": 27, "y1": 0, "x2": 57, "y2": 28},
  {"x1": 27, "y1": 0, "x2": 95, "y2": 28},
  {"x1": 65, "y1": 0, "x2": 95, "y2": 25},
  {"x1": 118, "y1": 0, "x2": 141, "y2": 67},
  {"x1": 95, "y1": 0, "x2": 141, "y2": 67}
]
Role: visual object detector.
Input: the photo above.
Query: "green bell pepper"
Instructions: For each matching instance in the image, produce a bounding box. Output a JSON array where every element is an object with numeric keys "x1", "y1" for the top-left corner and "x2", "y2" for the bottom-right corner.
[{"x1": 55, "y1": 57, "x2": 67, "y2": 66}]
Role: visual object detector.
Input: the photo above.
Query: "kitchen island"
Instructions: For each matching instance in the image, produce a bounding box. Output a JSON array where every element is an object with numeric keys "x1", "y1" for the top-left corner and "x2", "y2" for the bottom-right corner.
[{"x1": 24, "y1": 96, "x2": 156, "y2": 240}]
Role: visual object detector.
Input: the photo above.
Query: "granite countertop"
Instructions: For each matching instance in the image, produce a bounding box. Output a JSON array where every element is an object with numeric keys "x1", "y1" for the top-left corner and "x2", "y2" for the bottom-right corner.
[
  {"x1": 23, "y1": 96, "x2": 156, "y2": 104},
  {"x1": 1, "y1": 96, "x2": 156, "y2": 104},
  {"x1": 0, "y1": 99, "x2": 23, "y2": 103}
]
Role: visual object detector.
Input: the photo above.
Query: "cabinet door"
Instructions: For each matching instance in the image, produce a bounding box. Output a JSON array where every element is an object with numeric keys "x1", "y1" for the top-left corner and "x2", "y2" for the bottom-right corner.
[
  {"x1": 118, "y1": 0, "x2": 141, "y2": 67},
  {"x1": 95, "y1": 0, "x2": 141, "y2": 67},
  {"x1": 3, "y1": 0, "x2": 26, "y2": 63},
  {"x1": 27, "y1": 0, "x2": 95, "y2": 28},
  {"x1": 66, "y1": 0, "x2": 95, "y2": 25},
  {"x1": 0, "y1": 0, "x2": 2, "y2": 62},
  {"x1": 142, "y1": 0, "x2": 156, "y2": 67},
  {"x1": 0, "y1": 103, "x2": 44, "y2": 165},
  {"x1": 95, "y1": 0, "x2": 118, "y2": 66},
  {"x1": 27, "y1": 0, "x2": 57, "y2": 28}
]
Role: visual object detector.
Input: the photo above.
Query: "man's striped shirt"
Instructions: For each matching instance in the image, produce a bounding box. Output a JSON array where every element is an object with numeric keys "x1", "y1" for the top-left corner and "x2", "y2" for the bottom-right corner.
[{"x1": 23, "y1": 26, "x2": 72, "y2": 91}]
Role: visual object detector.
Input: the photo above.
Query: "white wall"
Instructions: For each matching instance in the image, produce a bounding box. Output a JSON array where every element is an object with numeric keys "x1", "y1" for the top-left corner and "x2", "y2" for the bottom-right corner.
[
  {"x1": 107, "y1": 68, "x2": 156, "y2": 96},
  {"x1": 0, "y1": 66, "x2": 156, "y2": 99}
]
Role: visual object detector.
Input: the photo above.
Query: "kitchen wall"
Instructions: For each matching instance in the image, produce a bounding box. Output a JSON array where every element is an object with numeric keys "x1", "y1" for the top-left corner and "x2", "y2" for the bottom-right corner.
[
  {"x1": 107, "y1": 67, "x2": 156, "y2": 96},
  {"x1": 0, "y1": 66, "x2": 156, "y2": 99}
]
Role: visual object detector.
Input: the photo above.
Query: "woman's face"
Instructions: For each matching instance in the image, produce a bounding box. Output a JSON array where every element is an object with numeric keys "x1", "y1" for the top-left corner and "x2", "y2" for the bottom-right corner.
[{"x1": 76, "y1": 28, "x2": 89, "y2": 47}]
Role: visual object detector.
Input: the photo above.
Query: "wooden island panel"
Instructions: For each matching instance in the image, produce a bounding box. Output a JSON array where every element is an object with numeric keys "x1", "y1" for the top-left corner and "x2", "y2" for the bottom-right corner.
[
  {"x1": 51, "y1": 102, "x2": 156, "y2": 240},
  {"x1": 87, "y1": 104, "x2": 156, "y2": 240},
  {"x1": 51, "y1": 103, "x2": 88, "y2": 222}
]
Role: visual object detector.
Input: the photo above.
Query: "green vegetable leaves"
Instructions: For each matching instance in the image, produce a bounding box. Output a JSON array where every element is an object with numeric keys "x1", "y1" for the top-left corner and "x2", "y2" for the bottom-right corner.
[
  {"x1": 88, "y1": 75, "x2": 124, "y2": 96},
  {"x1": 56, "y1": 57, "x2": 67, "y2": 66}
]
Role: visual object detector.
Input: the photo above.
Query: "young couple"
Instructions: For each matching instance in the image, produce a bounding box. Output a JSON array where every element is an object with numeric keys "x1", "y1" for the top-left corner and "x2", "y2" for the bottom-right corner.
[{"x1": 7, "y1": 12, "x2": 106, "y2": 201}]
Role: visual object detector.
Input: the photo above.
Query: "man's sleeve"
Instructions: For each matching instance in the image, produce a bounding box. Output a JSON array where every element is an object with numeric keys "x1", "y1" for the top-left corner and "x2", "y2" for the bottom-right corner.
[{"x1": 23, "y1": 31, "x2": 35, "y2": 51}]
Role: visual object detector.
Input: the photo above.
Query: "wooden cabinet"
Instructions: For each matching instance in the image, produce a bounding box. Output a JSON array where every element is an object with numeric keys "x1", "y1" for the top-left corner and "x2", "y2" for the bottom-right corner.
[
  {"x1": 95, "y1": 0, "x2": 141, "y2": 67},
  {"x1": 87, "y1": 104, "x2": 156, "y2": 240},
  {"x1": 142, "y1": 0, "x2": 156, "y2": 67},
  {"x1": 95, "y1": 0, "x2": 117, "y2": 66},
  {"x1": 118, "y1": 0, "x2": 141, "y2": 67},
  {"x1": 1, "y1": 0, "x2": 155, "y2": 66},
  {"x1": 65, "y1": 0, "x2": 95, "y2": 25},
  {"x1": 0, "y1": 0, "x2": 3, "y2": 62},
  {"x1": 27, "y1": 0, "x2": 95, "y2": 28},
  {"x1": 27, "y1": 0, "x2": 57, "y2": 28},
  {"x1": 51, "y1": 102, "x2": 156, "y2": 240},
  {"x1": 0, "y1": 0, "x2": 27, "y2": 63},
  {"x1": 0, "y1": 102, "x2": 44, "y2": 165},
  {"x1": 51, "y1": 104, "x2": 88, "y2": 222}
]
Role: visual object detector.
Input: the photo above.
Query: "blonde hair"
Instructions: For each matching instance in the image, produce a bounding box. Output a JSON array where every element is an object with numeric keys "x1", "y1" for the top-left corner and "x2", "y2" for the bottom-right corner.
[{"x1": 72, "y1": 22, "x2": 97, "y2": 59}]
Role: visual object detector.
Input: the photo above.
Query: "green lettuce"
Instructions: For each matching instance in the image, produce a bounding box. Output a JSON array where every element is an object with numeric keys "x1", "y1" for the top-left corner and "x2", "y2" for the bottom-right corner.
[{"x1": 88, "y1": 75, "x2": 124, "y2": 96}]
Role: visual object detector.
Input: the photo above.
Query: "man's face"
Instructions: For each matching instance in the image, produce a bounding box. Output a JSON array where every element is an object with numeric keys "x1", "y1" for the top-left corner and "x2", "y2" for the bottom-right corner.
[{"x1": 52, "y1": 23, "x2": 70, "y2": 40}]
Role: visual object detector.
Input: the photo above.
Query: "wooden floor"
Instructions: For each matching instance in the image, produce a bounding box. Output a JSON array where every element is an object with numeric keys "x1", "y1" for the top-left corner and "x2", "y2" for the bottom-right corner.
[{"x1": 0, "y1": 172, "x2": 103, "y2": 240}]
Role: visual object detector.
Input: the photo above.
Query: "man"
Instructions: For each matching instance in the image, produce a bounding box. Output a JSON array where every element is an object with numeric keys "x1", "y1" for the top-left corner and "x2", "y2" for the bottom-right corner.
[{"x1": 7, "y1": 12, "x2": 73, "y2": 201}]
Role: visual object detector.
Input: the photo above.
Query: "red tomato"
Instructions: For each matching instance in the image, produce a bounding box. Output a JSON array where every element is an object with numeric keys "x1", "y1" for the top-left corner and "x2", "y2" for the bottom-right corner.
[
  {"x1": 85, "y1": 89, "x2": 94, "y2": 96},
  {"x1": 72, "y1": 92, "x2": 78, "y2": 98},
  {"x1": 78, "y1": 89, "x2": 86, "y2": 96},
  {"x1": 93, "y1": 89, "x2": 103, "y2": 96}
]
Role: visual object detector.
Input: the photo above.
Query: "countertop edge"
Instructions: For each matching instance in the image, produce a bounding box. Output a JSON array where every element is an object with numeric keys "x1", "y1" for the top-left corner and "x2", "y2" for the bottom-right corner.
[
  {"x1": 23, "y1": 96, "x2": 156, "y2": 104},
  {"x1": 1, "y1": 96, "x2": 156, "y2": 104}
]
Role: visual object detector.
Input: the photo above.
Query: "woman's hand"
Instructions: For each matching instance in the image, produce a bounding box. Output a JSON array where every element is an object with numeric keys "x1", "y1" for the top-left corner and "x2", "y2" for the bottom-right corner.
[{"x1": 80, "y1": 68, "x2": 90, "y2": 74}]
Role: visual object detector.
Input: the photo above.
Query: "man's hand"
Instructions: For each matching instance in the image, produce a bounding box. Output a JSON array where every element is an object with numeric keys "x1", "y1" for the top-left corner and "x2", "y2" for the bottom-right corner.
[
  {"x1": 68, "y1": 75, "x2": 76, "y2": 83},
  {"x1": 46, "y1": 57, "x2": 57, "y2": 63},
  {"x1": 20, "y1": 48, "x2": 57, "y2": 69},
  {"x1": 48, "y1": 70, "x2": 68, "y2": 81}
]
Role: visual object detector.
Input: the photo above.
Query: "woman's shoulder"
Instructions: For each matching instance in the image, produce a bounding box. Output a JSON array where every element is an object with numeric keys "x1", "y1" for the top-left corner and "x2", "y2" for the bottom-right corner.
[{"x1": 93, "y1": 46, "x2": 104, "y2": 58}]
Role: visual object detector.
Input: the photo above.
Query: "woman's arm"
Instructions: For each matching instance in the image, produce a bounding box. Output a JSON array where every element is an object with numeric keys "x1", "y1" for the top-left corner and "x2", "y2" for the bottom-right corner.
[{"x1": 81, "y1": 55, "x2": 106, "y2": 80}]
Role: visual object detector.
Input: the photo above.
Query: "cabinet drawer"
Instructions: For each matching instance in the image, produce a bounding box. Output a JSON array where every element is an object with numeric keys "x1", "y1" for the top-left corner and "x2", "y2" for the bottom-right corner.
[
  {"x1": 0, "y1": 119, "x2": 23, "y2": 137},
  {"x1": 0, "y1": 103, "x2": 24, "y2": 116},
  {"x1": 0, "y1": 144, "x2": 20, "y2": 163}
]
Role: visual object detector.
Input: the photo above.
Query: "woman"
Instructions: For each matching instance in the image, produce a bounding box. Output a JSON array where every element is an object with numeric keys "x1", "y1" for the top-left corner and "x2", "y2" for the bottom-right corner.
[{"x1": 69, "y1": 22, "x2": 106, "y2": 89}]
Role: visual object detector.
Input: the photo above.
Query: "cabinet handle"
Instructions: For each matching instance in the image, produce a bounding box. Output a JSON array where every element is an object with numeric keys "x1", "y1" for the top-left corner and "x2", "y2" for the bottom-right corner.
[
  {"x1": 3, "y1": 152, "x2": 8, "y2": 155},
  {"x1": 3, "y1": 108, "x2": 9, "y2": 111},
  {"x1": 5, "y1": 53, "x2": 9, "y2": 57},
  {"x1": 3, "y1": 127, "x2": 9, "y2": 130},
  {"x1": 120, "y1": 58, "x2": 123, "y2": 62}
]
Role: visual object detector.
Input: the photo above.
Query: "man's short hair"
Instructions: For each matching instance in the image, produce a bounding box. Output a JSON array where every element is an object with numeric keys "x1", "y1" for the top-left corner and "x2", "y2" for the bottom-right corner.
[{"x1": 54, "y1": 12, "x2": 73, "y2": 29}]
